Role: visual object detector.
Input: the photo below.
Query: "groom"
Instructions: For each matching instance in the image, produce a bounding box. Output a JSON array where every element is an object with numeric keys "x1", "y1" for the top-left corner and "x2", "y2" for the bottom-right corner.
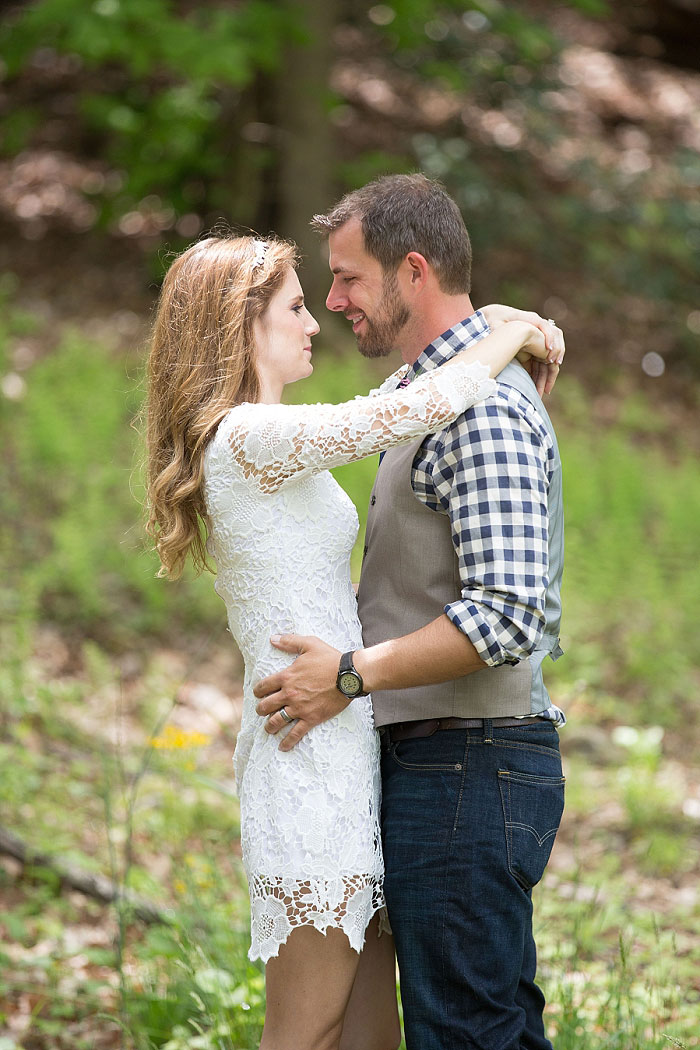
[{"x1": 255, "y1": 174, "x2": 565, "y2": 1049}]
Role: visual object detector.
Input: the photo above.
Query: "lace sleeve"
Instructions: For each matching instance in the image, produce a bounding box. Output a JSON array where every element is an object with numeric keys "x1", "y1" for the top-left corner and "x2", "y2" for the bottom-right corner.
[
  {"x1": 366, "y1": 364, "x2": 410, "y2": 397},
  {"x1": 223, "y1": 359, "x2": 496, "y2": 493}
]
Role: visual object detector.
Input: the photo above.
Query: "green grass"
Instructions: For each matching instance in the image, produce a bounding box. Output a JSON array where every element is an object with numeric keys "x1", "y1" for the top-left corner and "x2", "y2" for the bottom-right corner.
[{"x1": 554, "y1": 396, "x2": 700, "y2": 726}]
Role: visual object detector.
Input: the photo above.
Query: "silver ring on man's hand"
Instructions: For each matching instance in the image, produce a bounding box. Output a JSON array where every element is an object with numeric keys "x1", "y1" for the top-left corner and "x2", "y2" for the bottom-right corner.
[{"x1": 279, "y1": 706, "x2": 294, "y2": 724}]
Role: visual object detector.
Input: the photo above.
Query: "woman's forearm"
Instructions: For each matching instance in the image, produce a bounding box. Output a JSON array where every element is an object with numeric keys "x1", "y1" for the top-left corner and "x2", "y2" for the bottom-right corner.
[{"x1": 444, "y1": 320, "x2": 545, "y2": 380}]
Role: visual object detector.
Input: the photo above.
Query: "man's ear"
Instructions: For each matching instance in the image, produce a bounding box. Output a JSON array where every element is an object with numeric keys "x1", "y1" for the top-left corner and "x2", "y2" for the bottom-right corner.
[{"x1": 404, "y1": 251, "x2": 429, "y2": 288}]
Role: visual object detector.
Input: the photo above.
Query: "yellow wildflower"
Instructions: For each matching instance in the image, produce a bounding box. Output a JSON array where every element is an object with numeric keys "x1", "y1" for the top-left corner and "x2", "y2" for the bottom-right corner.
[{"x1": 151, "y1": 725, "x2": 211, "y2": 750}]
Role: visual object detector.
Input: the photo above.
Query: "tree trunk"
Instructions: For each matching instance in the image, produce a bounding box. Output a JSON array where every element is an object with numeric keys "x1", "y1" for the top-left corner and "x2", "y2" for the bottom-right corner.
[{"x1": 275, "y1": 0, "x2": 336, "y2": 314}]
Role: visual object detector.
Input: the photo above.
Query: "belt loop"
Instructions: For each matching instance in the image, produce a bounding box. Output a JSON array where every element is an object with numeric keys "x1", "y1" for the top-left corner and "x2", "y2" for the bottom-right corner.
[{"x1": 483, "y1": 718, "x2": 494, "y2": 745}]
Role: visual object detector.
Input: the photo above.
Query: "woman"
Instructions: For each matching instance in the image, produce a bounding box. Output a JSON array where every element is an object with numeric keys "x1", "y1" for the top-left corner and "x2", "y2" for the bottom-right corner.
[{"x1": 145, "y1": 234, "x2": 560, "y2": 1050}]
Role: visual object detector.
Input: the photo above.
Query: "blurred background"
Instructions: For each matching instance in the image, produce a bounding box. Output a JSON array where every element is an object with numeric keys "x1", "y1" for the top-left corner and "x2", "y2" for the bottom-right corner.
[{"x1": 0, "y1": 1, "x2": 699, "y2": 1047}]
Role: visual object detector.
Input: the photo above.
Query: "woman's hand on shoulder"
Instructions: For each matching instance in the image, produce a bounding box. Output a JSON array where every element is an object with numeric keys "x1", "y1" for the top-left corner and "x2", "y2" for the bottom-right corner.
[
  {"x1": 480, "y1": 304, "x2": 564, "y2": 359},
  {"x1": 481, "y1": 304, "x2": 565, "y2": 396}
]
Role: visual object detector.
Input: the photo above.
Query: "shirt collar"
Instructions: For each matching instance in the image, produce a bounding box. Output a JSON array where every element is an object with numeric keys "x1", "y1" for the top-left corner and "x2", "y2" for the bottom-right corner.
[{"x1": 405, "y1": 310, "x2": 490, "y2": 382}]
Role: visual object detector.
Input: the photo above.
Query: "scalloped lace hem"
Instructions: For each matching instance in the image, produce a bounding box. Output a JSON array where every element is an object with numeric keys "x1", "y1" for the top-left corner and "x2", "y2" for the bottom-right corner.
[{"x1": 247, "y1": 874, "x2": 387, "y2": 964}]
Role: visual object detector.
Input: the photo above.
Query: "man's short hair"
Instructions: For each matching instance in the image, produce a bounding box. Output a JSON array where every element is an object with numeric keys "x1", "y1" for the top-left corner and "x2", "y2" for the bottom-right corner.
[{"x1": 311, "y1": 173, "x2": 472, "y2": 295}]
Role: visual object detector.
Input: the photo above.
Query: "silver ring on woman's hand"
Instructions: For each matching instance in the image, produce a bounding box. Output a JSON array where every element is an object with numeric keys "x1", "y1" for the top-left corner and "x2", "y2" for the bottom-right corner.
[
  {"x1": 279, "y1": 706, "x2": 294, "y2": 724},
  {"x1": 547, "y1": 318, "x2": 558, "y2": 326}
]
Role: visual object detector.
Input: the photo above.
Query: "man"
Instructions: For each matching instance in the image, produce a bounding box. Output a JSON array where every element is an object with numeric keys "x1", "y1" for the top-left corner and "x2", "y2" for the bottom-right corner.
[{"x1": 254, "y1": 174, "x2": 565, "y2": 1049}]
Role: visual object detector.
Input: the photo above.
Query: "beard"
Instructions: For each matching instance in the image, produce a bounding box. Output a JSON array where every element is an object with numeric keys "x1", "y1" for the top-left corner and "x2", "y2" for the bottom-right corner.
[{"x1": 355, "y1": 272, "x2": 411, "y2": 359}]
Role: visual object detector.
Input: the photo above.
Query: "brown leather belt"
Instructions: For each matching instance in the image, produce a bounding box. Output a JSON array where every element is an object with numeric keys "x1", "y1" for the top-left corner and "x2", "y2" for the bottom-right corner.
[{"x1": 384, "y1": 716, "x2": 543, "y2": 742}]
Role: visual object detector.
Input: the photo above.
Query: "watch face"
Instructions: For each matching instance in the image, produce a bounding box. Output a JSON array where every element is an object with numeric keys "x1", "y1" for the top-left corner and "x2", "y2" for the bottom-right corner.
[{"x1": 338, "y1": 670, "x2": 361, "y2": 696}]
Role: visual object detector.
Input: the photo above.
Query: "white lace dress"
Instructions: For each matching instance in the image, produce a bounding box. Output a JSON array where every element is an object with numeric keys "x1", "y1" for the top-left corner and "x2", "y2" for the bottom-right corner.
[{"x1": 203, "y1": 359, "x2": 495, "y2": 963}]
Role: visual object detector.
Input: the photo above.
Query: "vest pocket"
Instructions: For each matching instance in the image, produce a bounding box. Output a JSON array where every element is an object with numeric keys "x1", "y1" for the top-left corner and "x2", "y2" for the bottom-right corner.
[{"x1": 498, "y1": 769, "x2": 565, "y2": 890}]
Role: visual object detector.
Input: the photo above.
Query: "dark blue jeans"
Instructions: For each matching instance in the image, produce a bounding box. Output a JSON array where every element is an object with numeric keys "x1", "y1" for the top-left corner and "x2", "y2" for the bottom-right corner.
[{"x1": 380, "y1": 719, "x2": 565, "y2": 1050}]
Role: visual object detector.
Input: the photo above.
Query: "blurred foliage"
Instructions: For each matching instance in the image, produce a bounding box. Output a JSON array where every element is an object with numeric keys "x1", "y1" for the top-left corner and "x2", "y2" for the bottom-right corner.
[
  {"x1": 365, "y1": 0, "x2": 606, "y2": 73},
  {"x1": 4, "y1": 0, "x2": 292, "y2": 79},
  {"x1": 2, "y1": 0, "x2": 697, "y2": 376},
  {"x1": 413, "y1": 131, "x2": 700, "y2": 373},
  {"x1": 0, "y1": 279, "x2": 219, "y2": 650},
  {"x1": 0, "y1": 0, "x2": 604, "y2": 221},
  {"x1": 1, "y1": 0, "x2": 300, "y2": 220},
  {"x1": 2, "y1": 0, "x2": 698, "y2": 373}
]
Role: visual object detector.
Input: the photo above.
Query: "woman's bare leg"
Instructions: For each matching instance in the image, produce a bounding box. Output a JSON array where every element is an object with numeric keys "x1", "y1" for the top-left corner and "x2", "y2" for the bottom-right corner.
[
  {"x1": 340, "y1": 919, "x2": 401, "y2": 1050},
  {"x1": 261, "y1": 925, "x2": 360, "y2": 1050}
]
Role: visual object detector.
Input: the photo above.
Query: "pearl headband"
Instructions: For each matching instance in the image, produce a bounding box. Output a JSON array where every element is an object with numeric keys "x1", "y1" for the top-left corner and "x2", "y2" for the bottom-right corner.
[{"x1": 251, "y1": 239, "x2": 268, "y2": 269}]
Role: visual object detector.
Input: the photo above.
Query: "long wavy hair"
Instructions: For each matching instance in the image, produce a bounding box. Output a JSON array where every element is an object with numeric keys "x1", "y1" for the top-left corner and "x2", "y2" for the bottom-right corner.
[{"x1": 145, "y1": 233, "x2": 298, "y2": 579}]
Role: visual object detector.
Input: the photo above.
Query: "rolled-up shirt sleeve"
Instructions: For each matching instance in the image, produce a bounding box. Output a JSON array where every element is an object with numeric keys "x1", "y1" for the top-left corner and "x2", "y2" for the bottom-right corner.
[{"x1": 426, "y1": 386, "x2": 554, "y2": 666}]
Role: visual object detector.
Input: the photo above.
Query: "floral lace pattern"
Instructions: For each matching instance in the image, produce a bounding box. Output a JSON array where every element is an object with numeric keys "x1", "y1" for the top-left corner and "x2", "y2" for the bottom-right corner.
[{"x1": 203, "y1": 359, "x2": 495, "y2": 962}]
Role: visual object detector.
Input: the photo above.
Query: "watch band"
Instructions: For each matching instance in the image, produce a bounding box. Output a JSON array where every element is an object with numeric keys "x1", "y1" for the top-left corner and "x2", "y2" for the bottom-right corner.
[
  {"x1": 339, "y1": 650, "x2": 355, "y2": 675},
  {"x1": 336, "y1": 650, "x2": 368, "y2": 698}
]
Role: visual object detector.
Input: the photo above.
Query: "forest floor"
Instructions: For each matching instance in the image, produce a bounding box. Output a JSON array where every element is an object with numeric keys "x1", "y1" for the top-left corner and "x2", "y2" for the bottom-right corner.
[{"x1": 1, "y1": 616, "x2": 700, "y2": 1049}]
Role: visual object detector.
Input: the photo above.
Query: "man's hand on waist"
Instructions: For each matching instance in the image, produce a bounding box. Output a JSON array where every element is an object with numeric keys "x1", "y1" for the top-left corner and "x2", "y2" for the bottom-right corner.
[
  {"x1": 253, "y1": 635, "x2": 348, "y2": 751},
  {"x1": 254, "y1": 615, "x2": 487, "y2": 751}
]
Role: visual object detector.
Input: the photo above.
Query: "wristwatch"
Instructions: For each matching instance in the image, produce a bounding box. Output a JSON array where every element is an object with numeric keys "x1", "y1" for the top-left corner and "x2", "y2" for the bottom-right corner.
[{"x1": 336, "y1": 650, "x2": 368, "y2": 699}]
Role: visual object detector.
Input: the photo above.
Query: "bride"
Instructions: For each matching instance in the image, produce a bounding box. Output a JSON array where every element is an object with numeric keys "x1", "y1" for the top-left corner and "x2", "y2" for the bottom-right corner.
[{"x1": 145, "y1": 233, "x2": 560, "y2": 1050}]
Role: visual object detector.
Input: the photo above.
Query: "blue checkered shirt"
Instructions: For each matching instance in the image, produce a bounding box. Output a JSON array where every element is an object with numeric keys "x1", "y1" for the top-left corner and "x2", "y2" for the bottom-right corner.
[{"x1": 390, "y1": 311, "x2": 565, "y2": 726}]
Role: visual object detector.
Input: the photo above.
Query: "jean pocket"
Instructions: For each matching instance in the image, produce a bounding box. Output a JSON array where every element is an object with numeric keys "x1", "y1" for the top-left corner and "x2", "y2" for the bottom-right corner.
[
  {"x1": 389, "y1": 739, "x2": 465, "y2": 772},
  {"x1": 498, "y1": 769, "x2": 565, "y2": 890}
]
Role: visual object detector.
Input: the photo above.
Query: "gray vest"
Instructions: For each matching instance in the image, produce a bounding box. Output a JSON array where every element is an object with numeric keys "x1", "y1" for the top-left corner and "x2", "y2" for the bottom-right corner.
[{"x1": 357, "y1": 360, "x2": 564, "y2": 727}]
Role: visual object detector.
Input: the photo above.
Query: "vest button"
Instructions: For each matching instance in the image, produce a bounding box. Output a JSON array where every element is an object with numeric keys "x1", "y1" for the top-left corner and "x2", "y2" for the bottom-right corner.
[{"x1": 370, "y1": 495, "x2": 376, "y2": 505}]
